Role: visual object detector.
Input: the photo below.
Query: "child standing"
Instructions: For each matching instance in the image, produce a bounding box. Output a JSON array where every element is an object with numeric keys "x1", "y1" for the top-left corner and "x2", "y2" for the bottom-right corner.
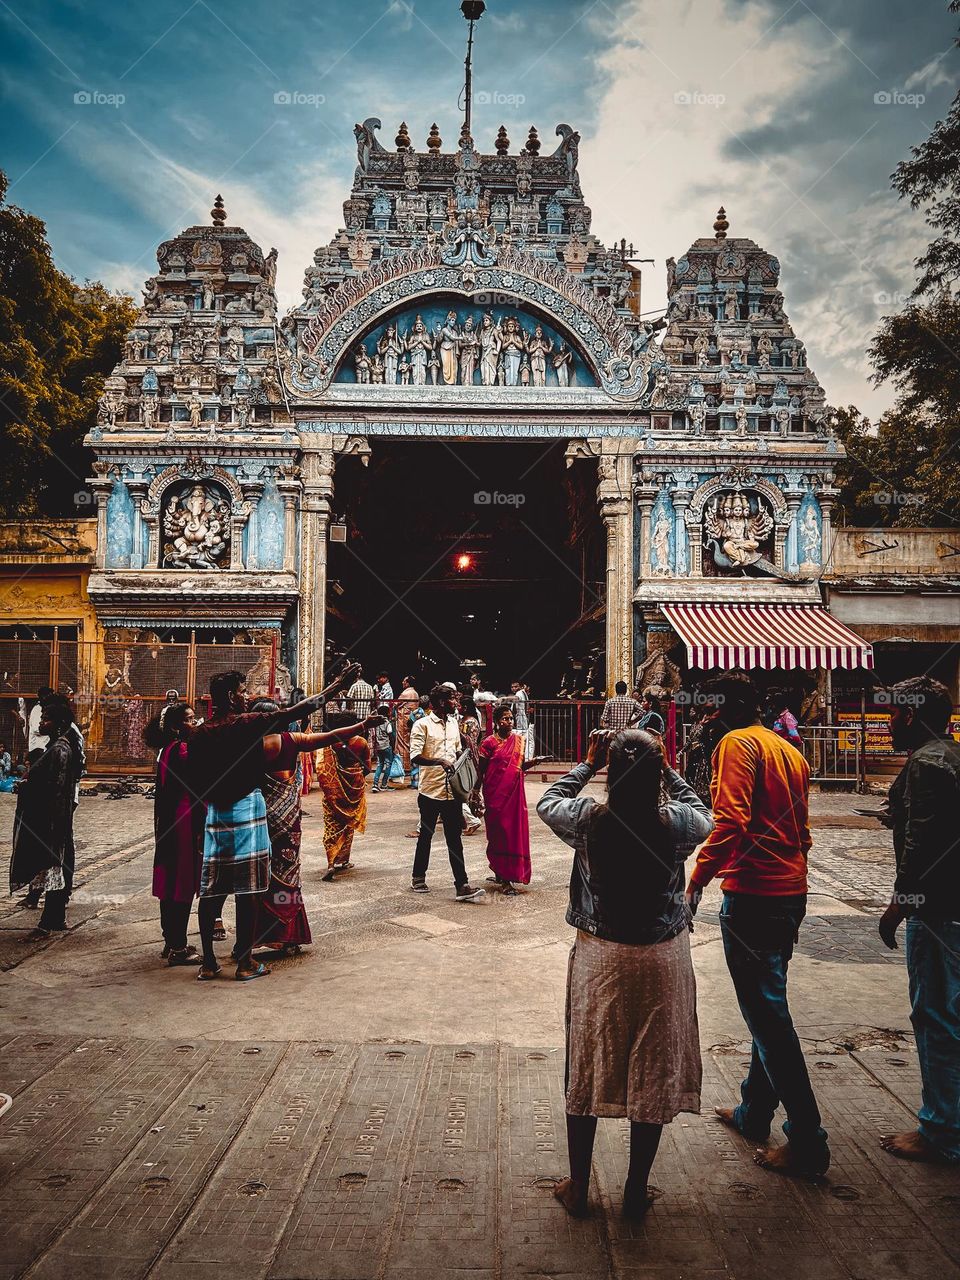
[{"x1": 371, "y1": 705, "x2": 396, "y2": 792}]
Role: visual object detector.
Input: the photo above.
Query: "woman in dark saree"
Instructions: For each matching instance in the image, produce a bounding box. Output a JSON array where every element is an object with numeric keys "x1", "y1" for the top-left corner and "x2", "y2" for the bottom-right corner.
[{"x1": 10, "y1": 696, "x2": 78, "y2": 938}]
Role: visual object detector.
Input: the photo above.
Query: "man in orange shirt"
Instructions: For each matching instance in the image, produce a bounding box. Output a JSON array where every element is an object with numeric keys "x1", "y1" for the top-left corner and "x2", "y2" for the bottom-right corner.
[{"x1": 686, "y1": 672, "x2": 829, "y2": 1178}]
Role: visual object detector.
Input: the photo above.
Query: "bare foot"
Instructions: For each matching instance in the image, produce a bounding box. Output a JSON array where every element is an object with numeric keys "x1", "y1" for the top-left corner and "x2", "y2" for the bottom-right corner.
[
  {"x1": 553, "y1": 1177, "x2": 589, "y2": 1217},
  {"x1": 754, "y1": 1141, "x2": 829, "y2": 1179},
  {"x1": 880, "y1": 1130, "x2": 950, "y2": 1164},
  {"x1": 715, "y1": 1106, "x2": 770, "y2": 1141}
]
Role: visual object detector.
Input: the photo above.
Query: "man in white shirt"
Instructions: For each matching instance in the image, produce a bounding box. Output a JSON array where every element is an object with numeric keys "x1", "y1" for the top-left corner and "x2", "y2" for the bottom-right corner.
[
  {"x1": 409, "y1": 685, "x2": 484, "y2": 901},
  {"x1": 375, "y1": 671, "x2": 394, "y2": 702},
  {"x1": 27, "y1": 685, "x2": 54, "y2": 762}
]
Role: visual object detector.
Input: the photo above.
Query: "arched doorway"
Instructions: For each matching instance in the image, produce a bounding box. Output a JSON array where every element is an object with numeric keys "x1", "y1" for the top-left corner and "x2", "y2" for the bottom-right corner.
[{"x1": 327, "y1": 438, "x2": 603, "y2": 696}]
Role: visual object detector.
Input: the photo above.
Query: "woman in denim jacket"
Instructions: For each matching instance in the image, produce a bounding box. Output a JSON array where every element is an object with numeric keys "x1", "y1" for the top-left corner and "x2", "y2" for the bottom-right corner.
[{"x1": 537, "y1": 728, "x2": 713, "y2": 1220}]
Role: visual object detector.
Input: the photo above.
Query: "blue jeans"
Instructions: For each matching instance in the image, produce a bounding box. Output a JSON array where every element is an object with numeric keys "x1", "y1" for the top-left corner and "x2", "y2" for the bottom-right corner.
[
  {"x1": 373, "y1": 749, "x2": 392, "y2": 789},
  {"x1": 906, "y1": 917, "x2": 960, "y2": 1161},
  {"x1": 720, "y1": 892, "x2": 828, "y2": 1159}
]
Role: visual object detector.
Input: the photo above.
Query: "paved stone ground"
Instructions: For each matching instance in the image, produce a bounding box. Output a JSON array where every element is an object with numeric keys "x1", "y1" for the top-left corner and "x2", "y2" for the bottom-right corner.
[{"x1": 0, "y1": 782, "x2": 957, "y2": 1279}]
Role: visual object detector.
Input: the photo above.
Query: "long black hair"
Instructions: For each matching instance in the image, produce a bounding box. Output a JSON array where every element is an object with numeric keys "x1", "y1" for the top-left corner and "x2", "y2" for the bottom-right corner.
[
  {"x1": 143, "y1": 701, "x2": 194, "y2": 751},
  {"x1": 587, "y1": 729, "x2": 671, "y2": 867}
]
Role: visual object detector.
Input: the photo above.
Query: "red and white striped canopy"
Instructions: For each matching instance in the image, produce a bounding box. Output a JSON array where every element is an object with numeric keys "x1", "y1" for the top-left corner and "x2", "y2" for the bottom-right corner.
[{"x1": 660, "y1": 602, "x2": 874, "y2": 671}]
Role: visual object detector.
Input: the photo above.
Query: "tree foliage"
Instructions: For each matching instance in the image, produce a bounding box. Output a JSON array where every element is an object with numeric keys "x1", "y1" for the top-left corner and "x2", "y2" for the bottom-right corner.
[
  {"x1": 0, "y1": 170, "x2": 135, "y2": 516},
  {"x1": 834, "y1": 2, "x2": 960, "y2": 528}
]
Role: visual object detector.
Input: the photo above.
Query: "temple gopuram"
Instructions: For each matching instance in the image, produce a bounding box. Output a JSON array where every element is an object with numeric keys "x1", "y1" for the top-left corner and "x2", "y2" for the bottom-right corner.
[{"x1": 77, "y1": 107, "x2": 883, "y2": 711}]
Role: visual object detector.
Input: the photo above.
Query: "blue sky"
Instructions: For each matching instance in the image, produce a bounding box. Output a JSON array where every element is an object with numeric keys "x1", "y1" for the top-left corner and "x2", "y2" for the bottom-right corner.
[{"x1": 1, "y1": 0, "x2": 956, "y2": 414}]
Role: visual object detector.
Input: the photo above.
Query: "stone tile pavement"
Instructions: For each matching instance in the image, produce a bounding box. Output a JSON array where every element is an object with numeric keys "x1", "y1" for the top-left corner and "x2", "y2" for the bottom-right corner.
[{"x1": 0, "y1": 784, "x2": 956, "y2": 1278}]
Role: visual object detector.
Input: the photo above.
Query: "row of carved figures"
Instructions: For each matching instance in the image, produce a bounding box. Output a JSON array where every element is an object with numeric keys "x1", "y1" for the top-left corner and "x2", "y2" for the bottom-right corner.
[{"x1": 354, "y1": 312, "x2": 576, "y2": 388}]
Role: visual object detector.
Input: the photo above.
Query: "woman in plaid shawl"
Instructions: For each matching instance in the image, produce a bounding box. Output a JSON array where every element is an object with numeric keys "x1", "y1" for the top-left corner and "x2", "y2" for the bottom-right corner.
[{"x1": 247, "y1": 700, "x2": 383, "y2": 954}]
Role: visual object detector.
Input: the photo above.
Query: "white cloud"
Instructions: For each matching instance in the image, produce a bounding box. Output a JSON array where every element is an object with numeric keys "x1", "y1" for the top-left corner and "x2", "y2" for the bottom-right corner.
[{"x1": 578, "y1": 0, "x2": 931, "y2": 415}]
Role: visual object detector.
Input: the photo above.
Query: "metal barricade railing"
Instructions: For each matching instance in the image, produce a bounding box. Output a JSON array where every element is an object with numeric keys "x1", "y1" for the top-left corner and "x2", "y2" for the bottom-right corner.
[
  {"x1": 676, "y1": 718, "x2": 865, "y2": 788},
  {"x1": 0, "y1": 638, "x2": 275, "y2": 774}
]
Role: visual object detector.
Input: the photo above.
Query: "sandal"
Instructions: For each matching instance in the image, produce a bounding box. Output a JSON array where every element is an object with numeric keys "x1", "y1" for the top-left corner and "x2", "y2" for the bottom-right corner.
[
  {"x1": 212, "y1": 919, "x2": 227, "y2": 941},
  {"x1": 321, "y1": 869, "x2": 336, "y2": 882},
  {"x1": 197, "y1": 965, "x2": 222, "y2": 981},
  {"x1": 235, "y1": 962, "x2": 270, "y2": 982},
  {"x1": 167, "y1": 946, "x2": 201, "y2": 967}
]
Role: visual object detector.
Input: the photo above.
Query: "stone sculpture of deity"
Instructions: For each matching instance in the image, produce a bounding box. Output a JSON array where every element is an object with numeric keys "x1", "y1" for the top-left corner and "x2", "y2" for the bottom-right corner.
[
  {"x1": 527, "y1": 325, "x2": 554, "y2": 387},
  {"x1": 703, "y1": 491, "x2": 774, "y2": 571},
  {"x1": 162, "y1": 483, "x2": 231, "y2": 570},
  {"x1": 377, "y1": 325, "x2": 402, "y2": 384},
  {"x1": 459, "y1": 315, "x2": 480, "y2": 386},
  {"x1": 553, "y1": 341, "x2": 572, "y2": 387},
  {"x1": 436, "y1": 312, "x2": 461, "y2": 385},
  {"x1": 500, "y1": 316, "x2": 526, "y2": 386},
  {"x1": 479, "y1": 312, "x2": 501, "y2": 386},
  {"x1": 405, "y1": 315, "x2": 434, "y2": 386}
]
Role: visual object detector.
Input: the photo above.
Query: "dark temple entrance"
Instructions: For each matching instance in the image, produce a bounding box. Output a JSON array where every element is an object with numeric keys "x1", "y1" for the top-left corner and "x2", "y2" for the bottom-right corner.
[{"x1": 328, "y1": 440, "x2": 604, "y2": 696}]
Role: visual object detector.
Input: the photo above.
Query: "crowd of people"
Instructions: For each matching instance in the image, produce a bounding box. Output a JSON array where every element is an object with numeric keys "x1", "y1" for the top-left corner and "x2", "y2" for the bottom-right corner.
[{"x1": 5, "y1": 663, "x2": 958, "y2": 1213}]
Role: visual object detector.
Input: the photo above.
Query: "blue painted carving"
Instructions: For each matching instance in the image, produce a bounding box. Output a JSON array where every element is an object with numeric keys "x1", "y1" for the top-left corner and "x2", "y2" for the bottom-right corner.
[
  {"x1": 337, "y1": 299, "x2": 593, "y2": 387},
  {"x1": 649, "y1": 492, "x2": 675, "y2": 577},
  {"x1": 256, "y1": 477, "x2": 285, "y2": 570},
  {"x1": 798, "y1": 493, "x2": 822, "y2": 567},
  {"x1": 105, "y1": 478, "x2": 134, "y2": 569}
]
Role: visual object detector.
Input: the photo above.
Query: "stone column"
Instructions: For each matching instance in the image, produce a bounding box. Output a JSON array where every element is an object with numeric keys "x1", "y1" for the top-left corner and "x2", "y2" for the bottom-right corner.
[
  {"x1": 298, "y1": 440, "x2": 336, "y2": 693},
  {"x1": 277, "y1": 467, "x2": 301, "y2": 574},
  {"x1": 240, "y1": 480, "x2": 264, "y2": 571},
  {"x1": 126, "y1": 478, "x2": 147, "y2": 570},
  {"x1": 785, "y1": 493, "x2": 802, "y2": 575},
  {"x1": 820, "y1": 492, "x2": 834, "y2": 569},
  {"x1": 598, "y1": 448, "x2": 635, "y2": 693},
  {"x1": 672, "y1": 485, "x2": 692, "y2": 576}
]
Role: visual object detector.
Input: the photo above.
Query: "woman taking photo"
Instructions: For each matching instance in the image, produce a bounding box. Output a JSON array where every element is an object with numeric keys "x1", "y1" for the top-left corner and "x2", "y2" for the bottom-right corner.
[
  {"x1": 145, "y1": 701, "x2": 205, "y2": 966},
  {"x1": 476, "y1": 702, "x2": 551, "y2": 894},
  {"x1": 537, "y1": 729, "x2": 713, "y2": 1220}
]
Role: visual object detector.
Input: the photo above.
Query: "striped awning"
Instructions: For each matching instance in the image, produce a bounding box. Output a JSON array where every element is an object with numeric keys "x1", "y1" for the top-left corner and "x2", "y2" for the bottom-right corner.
[{"x1": 660, "y1": 602, "x2": 874, "y2": 671}]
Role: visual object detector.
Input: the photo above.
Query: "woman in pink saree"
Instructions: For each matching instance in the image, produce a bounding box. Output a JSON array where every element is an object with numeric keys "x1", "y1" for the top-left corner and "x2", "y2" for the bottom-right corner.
[{"x1": 476, "y1": 702, "x2": 552, "y2": 894}]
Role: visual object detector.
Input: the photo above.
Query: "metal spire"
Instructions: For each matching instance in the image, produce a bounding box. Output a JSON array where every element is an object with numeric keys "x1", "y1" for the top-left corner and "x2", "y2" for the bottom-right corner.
[{"x1": 461, "y1": 2, "x2": 486, "y2": 139}]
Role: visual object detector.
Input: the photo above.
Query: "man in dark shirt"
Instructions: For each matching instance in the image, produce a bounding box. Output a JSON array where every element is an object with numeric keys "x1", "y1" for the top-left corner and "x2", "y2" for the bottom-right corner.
[
  {"x1": 190, "y1": 663, "x2": 358, "y2": 979},
  {"x1": 879, "y1": 675, "x2": 960, "y2": 1164}
]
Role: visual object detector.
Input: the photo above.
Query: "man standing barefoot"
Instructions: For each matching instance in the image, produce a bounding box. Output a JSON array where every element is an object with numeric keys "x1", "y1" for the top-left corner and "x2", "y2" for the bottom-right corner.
[
  {"x1": 685, "y1": 672, "x2": 829, "y2": 1178},
  {"x1": 878, "y1": 676, "x2": 960, "y2": 1166}
]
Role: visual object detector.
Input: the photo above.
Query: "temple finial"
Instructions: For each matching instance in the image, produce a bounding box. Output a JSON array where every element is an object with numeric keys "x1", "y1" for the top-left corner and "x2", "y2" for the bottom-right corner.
[
  {"x1": 713, "y1": 206, "x2": 729, "y2": 240},
  {"x1": 211, "y1": 194, "x2": 226, "y2": 226}
]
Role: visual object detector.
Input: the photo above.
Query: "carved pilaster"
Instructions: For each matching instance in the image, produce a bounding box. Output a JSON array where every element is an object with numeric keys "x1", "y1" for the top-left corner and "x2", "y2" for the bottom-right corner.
[
  {"x1": 298, "y1": 439, "x2": 337, "y2": 692},
  {"x1": 277, "y1": 466, "x2": 301, "y2": 575},
  {"x1": 89, "y1": 463, "x2": 113, "y2": 570},
  {"x1": 126, "y1": 477, "x2": 148, "y2": 570},
  {"x1": 598, "y1": 447, "x2": 634, "y2": 693}
]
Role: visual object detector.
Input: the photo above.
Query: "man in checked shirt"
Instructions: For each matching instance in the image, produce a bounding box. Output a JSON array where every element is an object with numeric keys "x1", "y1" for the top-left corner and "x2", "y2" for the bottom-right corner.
[{"x1": 599, "y1": 681, "x2": 643, "y2": 732}]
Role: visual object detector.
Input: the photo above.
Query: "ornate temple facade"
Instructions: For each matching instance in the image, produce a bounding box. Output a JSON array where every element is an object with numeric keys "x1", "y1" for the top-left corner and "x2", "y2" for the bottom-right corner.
[{"x1": 85, "y1": 116, "x2": 848, "y2": 694}]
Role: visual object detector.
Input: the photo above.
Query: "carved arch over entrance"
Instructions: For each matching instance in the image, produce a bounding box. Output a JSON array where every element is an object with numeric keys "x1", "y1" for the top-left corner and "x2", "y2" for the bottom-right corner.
[{"x1": 282, "y1": 239, "x2": 654, "y2": 403}]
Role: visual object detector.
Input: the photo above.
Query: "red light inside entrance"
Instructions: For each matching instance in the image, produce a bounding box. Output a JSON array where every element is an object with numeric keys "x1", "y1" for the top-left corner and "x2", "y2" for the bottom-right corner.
[{"x1": 456, "y1": 553, "x2": 474, "y2": 571}]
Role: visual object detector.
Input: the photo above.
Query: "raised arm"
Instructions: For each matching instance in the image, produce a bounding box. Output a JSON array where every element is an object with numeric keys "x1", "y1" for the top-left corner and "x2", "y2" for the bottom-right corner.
[
  {"x1": 277, "y1": 661, "x2": 363, "y2": 732},
  {"x1": 261, "y1": 713, "x2": 382, "y2": 767}
]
